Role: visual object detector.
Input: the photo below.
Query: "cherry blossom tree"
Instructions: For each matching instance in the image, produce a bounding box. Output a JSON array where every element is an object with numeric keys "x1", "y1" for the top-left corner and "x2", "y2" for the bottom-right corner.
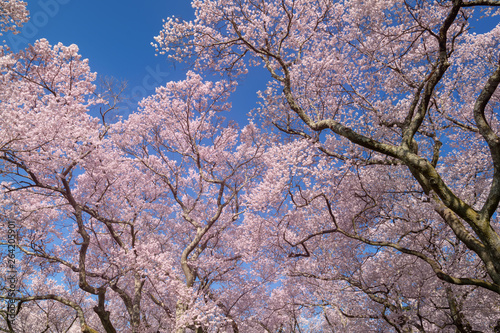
[
  {"x1": 0, "y1": 0, "x2": 28, "y2": 36},
  {"x1": 0, "y1": 38, "x2": 108, "y2": 332},
  {"x1": 0, "y1": 38, "x2": 263, "y2": 332},
  {"x1": 241, "y1": 138, "x2": 500, "y2": 331},
  {"x1": 2, "y1": 0, "x2": 500, "y2": 332},
  {"x1": 154, "y1": 0, "x2": 500, "y2": 331},
  {"x1": 111, "y1": 71, "x2": 263, "y2": 332}
]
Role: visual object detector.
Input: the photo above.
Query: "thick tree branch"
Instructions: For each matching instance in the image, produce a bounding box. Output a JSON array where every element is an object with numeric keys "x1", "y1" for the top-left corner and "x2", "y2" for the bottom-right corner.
[
  {"x1": 474, "y1": 61, "x2": 500, "y2": 221},
  {"x1": 0, "y1": 294, "x2": 98, "y2": 333}
]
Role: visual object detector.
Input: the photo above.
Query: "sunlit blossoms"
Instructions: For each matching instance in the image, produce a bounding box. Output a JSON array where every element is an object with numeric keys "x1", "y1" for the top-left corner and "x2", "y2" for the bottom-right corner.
[{"x1": 1, "y1": 0, "x2": 500, "y2": 332}]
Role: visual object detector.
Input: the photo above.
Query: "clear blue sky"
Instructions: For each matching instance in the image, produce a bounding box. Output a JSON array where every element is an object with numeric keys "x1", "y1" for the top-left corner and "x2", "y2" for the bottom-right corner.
[
  {"x1": 4, "y1": 0, "x2": 266, "y2": 123},
  {"x1": 3, "y1": 1, "x2": 498, "y2": 124}
]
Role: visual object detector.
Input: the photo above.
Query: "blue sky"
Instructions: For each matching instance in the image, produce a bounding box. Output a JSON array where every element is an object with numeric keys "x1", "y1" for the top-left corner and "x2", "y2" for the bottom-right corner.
[
  {"x1": 4, "y1": 0, "x2": 266, "y2": 124},
  {"x1": 3, "y1": 1, "x2": 499, "y2": 124},
  {"x1": 5, "y1": 1, "x2": 192, "y2": 87}
]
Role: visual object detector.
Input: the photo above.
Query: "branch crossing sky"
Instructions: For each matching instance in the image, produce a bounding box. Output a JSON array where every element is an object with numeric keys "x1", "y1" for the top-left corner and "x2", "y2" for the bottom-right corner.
[
  {"x1": 3, "y1": 0, "x2": 498, "y2": 123},
  {"x1": 4, "y1": 0, "x2": 267, "y2": 123}
]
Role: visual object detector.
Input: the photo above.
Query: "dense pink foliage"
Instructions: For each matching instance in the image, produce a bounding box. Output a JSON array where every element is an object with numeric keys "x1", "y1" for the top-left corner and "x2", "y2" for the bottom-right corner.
[
  {"x1": 0, "y1": 0, "x2": 27, "y2": 35},
  {"x1": 154, "y1": 0, "x2": 500, "y2": 330},
  {"x1": 1, "y1": 0, "x2": 500, "y2": 332}
]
